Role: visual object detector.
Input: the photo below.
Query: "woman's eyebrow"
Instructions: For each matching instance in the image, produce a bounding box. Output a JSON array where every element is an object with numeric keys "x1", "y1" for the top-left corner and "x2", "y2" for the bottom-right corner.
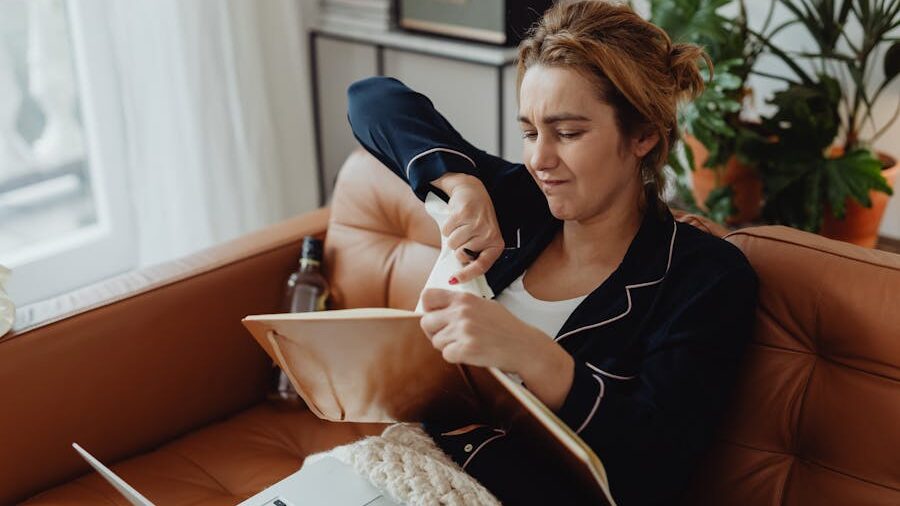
[{"x1": 517, "y1": 113, "x2": 591, "y2": 125}]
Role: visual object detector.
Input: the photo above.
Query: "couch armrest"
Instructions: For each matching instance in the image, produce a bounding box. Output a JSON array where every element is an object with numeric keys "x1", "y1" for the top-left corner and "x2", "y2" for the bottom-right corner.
[{"x1": 0, "y1": 208, "x2": 329, "y2": 505}]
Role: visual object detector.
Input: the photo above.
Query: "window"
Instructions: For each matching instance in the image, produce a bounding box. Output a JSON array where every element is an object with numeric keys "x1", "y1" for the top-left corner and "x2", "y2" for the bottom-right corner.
[{"x1": 0, "y1": 0, "x2": 135, "y2": 306}]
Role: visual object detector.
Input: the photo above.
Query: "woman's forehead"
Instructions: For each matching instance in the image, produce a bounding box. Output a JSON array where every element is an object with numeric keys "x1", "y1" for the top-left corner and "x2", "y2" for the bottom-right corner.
[{"x1": 518, "y1": 65, "x2": 606, "y2": 121}]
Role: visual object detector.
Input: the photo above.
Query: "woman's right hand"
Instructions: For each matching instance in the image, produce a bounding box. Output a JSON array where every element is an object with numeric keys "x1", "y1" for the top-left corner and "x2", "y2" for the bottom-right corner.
[{"x1": 431, "y1": 173, "x2": 504, "y2": 284}]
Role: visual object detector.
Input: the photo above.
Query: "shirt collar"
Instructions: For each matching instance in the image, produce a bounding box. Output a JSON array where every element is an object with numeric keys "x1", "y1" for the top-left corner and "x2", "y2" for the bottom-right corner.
[
  {"x1": 554, "y1": 206, "x2": 677, "y2": 341},
  {"x1": 617, "y1": 206, "x2": 676, "y2": 287},
  {"x1": 485, "y1": 205, "x2": 676, "y2": 305}
]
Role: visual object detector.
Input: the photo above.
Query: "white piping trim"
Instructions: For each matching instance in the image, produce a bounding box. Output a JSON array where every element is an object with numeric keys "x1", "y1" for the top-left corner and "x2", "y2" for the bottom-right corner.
[
  {"x1": 439, "y1": 423, "x2": 489, "y2": 436},
  {"x1": 555, "y1": 221, "x2": 678, "y2": 343},
  {"x1": 586, "y1": 362, "x2": 637, "y2": 381},
  {"x1": 461, "y1": 429, "x2": 508, "y2": 470},
  {"x1": 576, "y1": 374, "x2": 605, "y2": 434},
  {"x1": 405, "y1": 147, "x2": 476, "y2": 179},
  {"x1": 504, "y1": 228, "x2": 521, "y2": 250}
]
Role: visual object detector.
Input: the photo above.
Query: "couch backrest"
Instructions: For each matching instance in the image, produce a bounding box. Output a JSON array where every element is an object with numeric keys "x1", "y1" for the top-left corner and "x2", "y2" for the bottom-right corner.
[
  {"x1": 325, "y1": 150, "x2": 441, "y2": 311},
  {"x1": 327, "y1": 150, "x2": 900, "y2": 505},
  {"x1": 685, "y1": 226, "x2": 900, "y2": 505},
  {"x1": 0, "y1": 210, "x2": 329, "y2": 505}
]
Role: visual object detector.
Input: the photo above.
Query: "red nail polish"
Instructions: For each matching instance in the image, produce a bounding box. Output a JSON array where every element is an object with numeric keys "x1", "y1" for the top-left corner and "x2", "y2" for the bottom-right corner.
[{"x1": 448, "y1": 277, "x2": 459, "y2": 285}]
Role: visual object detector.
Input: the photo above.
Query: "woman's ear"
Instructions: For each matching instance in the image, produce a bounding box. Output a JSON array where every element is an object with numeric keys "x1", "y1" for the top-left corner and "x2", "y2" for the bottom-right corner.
[{"x1": 632, "y1": 129, "x2": 659, "y2": 158}]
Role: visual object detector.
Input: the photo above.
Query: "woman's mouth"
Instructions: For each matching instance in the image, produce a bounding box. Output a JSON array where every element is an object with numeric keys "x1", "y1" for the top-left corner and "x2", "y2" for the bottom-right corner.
[{"x1": 540, "y1": 180, "x2": 568, "y2": 190}]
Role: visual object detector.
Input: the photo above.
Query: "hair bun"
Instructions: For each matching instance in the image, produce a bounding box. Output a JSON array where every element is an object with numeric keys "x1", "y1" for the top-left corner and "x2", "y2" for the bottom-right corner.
[{"x1": 669, "y1": 43, "x2": 710, "y2": 99}]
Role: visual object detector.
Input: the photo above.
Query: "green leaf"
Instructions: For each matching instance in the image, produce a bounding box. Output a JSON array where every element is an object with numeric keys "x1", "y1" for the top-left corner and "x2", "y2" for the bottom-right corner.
[
  {"x1": 761, "y1": 158, "x2": 817, "y2": 196},
  {"x1": 822, "y1": 148, "x2": 893, "y2": 217},
  {"x1": 667, "y1": 146, "x2": 690, "y2": 176},
  {"x1": 760, "y1": 164, "x2": 825, "y2": 232},
  {"x1": 762, "y1": 77, "x2": 842, "y2": 153},
  {"x1": 886, "y1": 41, "x2": 900, "y2": 83},
  {"x1": 704, "y1": 186, "x2": 738, "y2": 223},
  {"x1": 649, "y1": 0, "x2": 743, "y2": 63}
]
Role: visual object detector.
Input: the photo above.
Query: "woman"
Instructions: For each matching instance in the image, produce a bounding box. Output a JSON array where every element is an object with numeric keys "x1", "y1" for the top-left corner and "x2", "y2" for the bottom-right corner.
[{"x1": 347, "y1": 1, "x2": 758, "y2": 504}]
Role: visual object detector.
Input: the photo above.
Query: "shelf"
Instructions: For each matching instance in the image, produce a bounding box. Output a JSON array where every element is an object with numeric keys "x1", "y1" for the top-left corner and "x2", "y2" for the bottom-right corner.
[
  {"x1": 312, "y1": 24, "x2": 519, "y2": 66},
  {"x1": 877, "y1": 235, "x2": 900, "y2": 254}
]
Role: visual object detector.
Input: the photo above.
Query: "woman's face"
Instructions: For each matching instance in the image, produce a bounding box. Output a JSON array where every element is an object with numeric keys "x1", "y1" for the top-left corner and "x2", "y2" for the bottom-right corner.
[{"x1": 518, "y1": 65, "x2": 656, "y2": 222}]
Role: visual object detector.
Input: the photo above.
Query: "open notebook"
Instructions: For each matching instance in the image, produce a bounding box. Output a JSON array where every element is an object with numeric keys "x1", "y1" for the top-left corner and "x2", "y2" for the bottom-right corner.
[{"x1": 241, "y1": 308, "x2": 616, "y2": 505}]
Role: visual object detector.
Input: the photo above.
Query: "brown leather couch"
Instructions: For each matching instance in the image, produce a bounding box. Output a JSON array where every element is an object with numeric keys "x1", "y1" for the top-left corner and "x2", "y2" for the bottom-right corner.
[{"x1": 4, "y1": 150, "x2": 898, "y2": 505}]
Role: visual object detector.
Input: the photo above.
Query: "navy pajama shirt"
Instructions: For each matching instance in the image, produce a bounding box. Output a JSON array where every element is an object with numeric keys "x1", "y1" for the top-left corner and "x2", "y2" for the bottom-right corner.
[{"x1": 347, "y1": 76, "x2": 759, "y2": 506}]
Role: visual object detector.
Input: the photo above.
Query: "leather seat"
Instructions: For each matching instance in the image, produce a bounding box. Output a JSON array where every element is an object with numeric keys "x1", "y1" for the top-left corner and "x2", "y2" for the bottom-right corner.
[{"x1": 23, "y1": 405, "x2": 384, "y2": 505}]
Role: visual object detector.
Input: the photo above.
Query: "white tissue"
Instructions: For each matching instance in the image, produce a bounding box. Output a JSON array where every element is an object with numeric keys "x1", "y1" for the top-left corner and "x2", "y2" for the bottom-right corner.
[{"x1": 415, "y1": 192, "x2": 494, "y2": 313}]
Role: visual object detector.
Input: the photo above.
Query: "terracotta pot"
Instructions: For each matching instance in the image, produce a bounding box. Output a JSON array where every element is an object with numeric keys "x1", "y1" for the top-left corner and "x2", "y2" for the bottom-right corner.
[
  {"x1": 821, "y1": 153, "x2": 898, "y2": 248},
  {"x1": 684, "y1": 135, "x2": 763, "y2": 225}
]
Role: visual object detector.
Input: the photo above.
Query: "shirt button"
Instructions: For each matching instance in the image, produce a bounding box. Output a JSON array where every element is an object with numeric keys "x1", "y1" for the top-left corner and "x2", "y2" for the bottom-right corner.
[{"x1": 464, "y1": 443, "x2": 474, "y2": 453}]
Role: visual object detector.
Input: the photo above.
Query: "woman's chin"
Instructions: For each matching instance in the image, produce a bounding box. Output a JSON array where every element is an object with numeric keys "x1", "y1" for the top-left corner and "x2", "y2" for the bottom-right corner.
[{"x1": 548, "y1": 203, "x2": 575, "y2": 221}]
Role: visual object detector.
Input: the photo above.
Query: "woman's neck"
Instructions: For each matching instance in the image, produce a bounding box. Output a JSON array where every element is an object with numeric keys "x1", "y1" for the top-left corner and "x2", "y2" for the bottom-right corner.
[{"x1": 557, "y1": 202, "x2": 644, "y2": 269}]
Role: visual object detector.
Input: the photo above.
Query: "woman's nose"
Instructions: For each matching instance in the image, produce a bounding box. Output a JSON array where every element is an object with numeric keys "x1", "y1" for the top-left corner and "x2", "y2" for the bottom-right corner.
[{"x1": 529, "y1": 137, "x2": 558, "y2": 171}]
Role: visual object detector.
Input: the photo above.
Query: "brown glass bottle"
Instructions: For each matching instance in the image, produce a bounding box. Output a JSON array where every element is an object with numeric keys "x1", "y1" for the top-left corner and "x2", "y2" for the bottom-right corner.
[{"x1": 272, "y1": 236, "x2": 330, "y2": 403}]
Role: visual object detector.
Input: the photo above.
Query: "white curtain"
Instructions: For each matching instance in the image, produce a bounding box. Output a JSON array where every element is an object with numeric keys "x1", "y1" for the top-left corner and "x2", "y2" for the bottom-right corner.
[{"x1": 102, "y1": 0, "x2": 318, "y2": 267}]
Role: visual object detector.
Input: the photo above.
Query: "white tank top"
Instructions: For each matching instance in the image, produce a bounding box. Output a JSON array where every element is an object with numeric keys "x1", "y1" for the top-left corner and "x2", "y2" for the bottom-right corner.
[{"x1": 495, "y1": 271, "x2": 589, "y2": 339}]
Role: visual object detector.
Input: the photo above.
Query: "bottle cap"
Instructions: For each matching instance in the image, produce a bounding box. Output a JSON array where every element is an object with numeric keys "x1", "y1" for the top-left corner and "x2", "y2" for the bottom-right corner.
[{"x1": 301, "y1": 236, "x2": 323, "y2": 262}]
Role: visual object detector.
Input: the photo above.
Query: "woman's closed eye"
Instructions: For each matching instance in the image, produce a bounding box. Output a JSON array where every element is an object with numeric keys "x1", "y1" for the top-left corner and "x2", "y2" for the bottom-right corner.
[
  {"x1": 520, "y1": 130, "x2": 584, "y2": 141},
  {"x1": 557, "y1": 131, "x2": 583, "y2": 140}
]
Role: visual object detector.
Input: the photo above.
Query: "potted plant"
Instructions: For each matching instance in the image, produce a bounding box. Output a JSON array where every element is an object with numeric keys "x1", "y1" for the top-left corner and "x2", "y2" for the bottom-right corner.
[
  {"x1": 650, "y1": 0, "x2": 767, "y2": 225},
  {"x1": 741, "y1": 0, "x2": 899, "y2": 247}
]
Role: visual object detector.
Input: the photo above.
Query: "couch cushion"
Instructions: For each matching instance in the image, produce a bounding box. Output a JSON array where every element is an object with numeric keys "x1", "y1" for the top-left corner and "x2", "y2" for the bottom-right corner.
[
  {"x1": 325, "y1": 150, "x2": 441, "y2": 311},
  {"x1": 684, "y1": 226, "x2": 900, "y2": 505},
  {"x1": 23, "y1": 403, "x2": 386, "y2": 505}
]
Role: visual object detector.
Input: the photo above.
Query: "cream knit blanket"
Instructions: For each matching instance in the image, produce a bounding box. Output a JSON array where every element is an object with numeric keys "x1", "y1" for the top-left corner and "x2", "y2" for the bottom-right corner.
[{"x1": 303, "y1": 423, "x2": 501, "y2": 506}]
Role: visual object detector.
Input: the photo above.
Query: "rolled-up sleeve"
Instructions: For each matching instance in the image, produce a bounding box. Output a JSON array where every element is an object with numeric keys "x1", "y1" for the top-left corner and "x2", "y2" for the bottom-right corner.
[{"x1": 347, "y1": 76, "x2": 528, "y2": 203}]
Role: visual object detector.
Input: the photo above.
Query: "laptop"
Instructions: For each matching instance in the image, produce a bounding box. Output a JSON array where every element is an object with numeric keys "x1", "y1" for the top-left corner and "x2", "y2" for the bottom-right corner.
[{"x1": 72, "y1": 443, "x2": 401, "y2": 506}]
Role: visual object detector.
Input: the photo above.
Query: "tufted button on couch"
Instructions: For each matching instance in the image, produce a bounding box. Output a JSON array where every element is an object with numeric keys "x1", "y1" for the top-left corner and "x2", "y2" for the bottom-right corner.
[{"x1": 4, "y1": 150, "x2": 898, "y2": 505}]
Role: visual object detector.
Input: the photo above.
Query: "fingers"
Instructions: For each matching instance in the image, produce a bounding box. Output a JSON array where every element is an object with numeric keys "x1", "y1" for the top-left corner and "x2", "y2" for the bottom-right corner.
[
  {"x1": 446, "y1": 224, "x2": 475, "y2": 251},
  {"x1": 420, "y1": 288, "x2": 456, "y2": 312},
  {"x1": 448, "y1": 230, "x2": 501, "y2": 282},
  {"x1": 420, "y1": 293, "x2": 484, "y2": 366},
  {"x1": 444, "y1": 222, "x2": 489, "y2": 271},
  {"x1": 429, "y1": 326, "x2": 455, "y2": 351},
  {"x1": 454, "y1": 246, "x2": 476, "y2": 267},
  {"x1": 439, "y1": 340, "x2": 465, "y2": 364},
  {"x1": 440, "y1": 212, "x2": 463, "y2": 238},
  {"x1": 419, "y1": 309, "x2": 447, "y2": 340},
  {"x1": 453, "y1": 244, "x2": 503, "y2": 284},
  {"x1": 437, "y1": 182, "x2": 503, "y2": 284},
  {"x1": 427, "y1": 321, "x2": 468, "y2": 364}
]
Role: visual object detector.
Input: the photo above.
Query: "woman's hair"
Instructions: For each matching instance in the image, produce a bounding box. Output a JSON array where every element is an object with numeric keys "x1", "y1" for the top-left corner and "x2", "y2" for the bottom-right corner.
[{"x1": 517, "y1": 0, "x2": 711, "y2": 215}]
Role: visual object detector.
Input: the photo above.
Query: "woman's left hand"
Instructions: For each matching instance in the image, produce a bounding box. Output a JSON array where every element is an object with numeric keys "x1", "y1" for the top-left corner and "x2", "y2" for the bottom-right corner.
[
  {"x1": 419, "y1": 288, "x2": 575, "y2": 410},
  {"x1": 419, "y1": 288, "x2": 542, "y2": 372}
]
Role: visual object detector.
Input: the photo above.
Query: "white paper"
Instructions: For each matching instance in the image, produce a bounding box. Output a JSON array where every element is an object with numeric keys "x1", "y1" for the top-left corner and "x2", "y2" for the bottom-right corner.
[{"x1": 415, "y1": 192, "x2": 494, "y2": 313}]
